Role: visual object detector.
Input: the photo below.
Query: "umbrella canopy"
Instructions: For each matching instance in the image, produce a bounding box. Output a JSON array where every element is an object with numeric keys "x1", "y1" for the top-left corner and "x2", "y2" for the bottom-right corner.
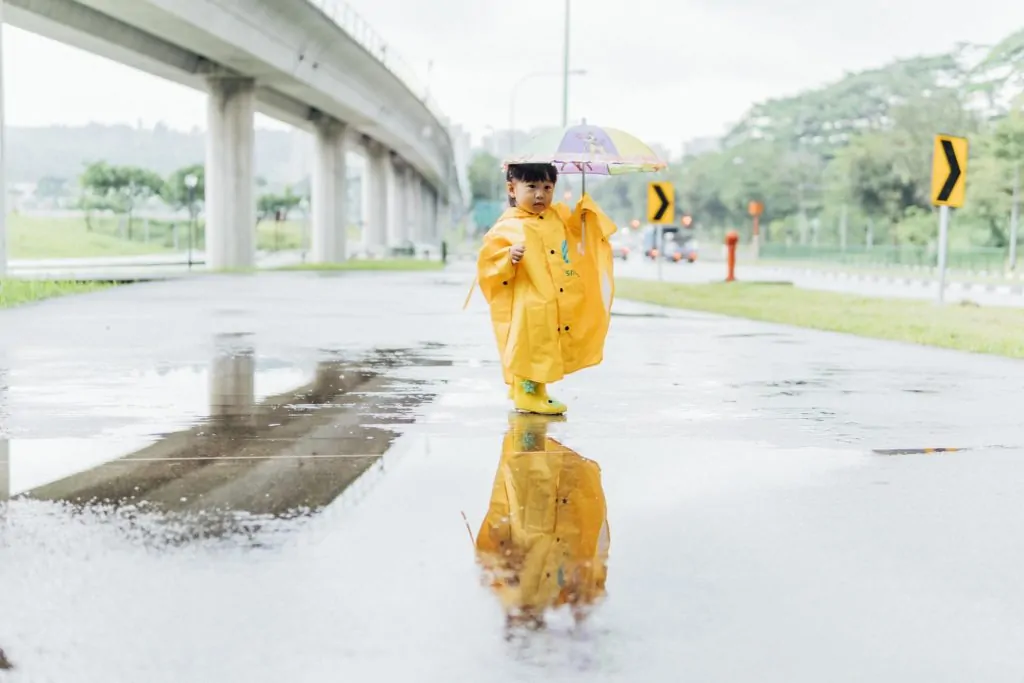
[{"x1": 504, "y1": 123, "x2": 667, "y2": 175}]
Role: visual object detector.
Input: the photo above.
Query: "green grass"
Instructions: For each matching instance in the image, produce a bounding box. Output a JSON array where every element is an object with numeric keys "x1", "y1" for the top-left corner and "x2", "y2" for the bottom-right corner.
[
  {"x1": 8, "y1": 214, "x2": 359, "y2": 259},
  {"x1": 9, "y1": 215, "x2": 173, "y2": 258},
  {"x1": 0, "y1": 279, "x2": 118, "y2": 308},
  {"x1": 615, "y1": 277, "x2": 1024, "y2": 359},
  {"x1": 275, "y1": 259, "x2": 444, "y2": 272}
]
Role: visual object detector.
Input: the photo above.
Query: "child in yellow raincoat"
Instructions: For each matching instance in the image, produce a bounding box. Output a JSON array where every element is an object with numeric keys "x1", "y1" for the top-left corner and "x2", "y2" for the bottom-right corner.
[
  {"x1": 475, "y1": 163, "x2": 618, "y2": 415},
  {"x1": 475, "y1": 413, "x2": 610, "y2": 629}
]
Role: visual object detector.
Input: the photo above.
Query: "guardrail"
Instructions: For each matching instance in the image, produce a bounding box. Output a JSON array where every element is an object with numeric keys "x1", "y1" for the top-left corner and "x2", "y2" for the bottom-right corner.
[
  {"x1": 305, "y1": 0, "x2": 448, "y2": 127},
  {"x1": 759, "y1": 243, "x2": 1009, "y2": 273},
  {"x1": 304, "y1": 0, "x2": 462, "y2": 205}
]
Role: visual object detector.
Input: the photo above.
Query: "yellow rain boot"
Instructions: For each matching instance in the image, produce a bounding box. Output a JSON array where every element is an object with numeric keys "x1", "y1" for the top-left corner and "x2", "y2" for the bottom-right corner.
[
  {"x1": 513, "y1": 377, "x2": 567, "y2": 415},
  {"x1": 508, "y1": 377, "x2": 562, "y2": 405}
]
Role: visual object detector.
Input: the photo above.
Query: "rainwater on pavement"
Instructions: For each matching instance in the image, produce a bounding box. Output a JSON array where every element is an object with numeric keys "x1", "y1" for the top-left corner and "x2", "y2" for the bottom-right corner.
[{"x1": 1, "y1": 264, "x2": 1023, "y2": 682}]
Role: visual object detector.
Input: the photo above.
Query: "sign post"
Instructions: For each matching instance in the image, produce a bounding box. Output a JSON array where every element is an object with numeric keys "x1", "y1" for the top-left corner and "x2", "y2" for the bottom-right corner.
[
  {"x1": 647, "y1": 182, "x2": 674, "y2": 224},
  {"x1": 930, "y1": 134, "x2": 968, "y2": 304},
  {"x1": 748, "y1": 201, "x2": 764, "y2": 259},
  {"x1": 648, "y1": 182, "x2": 674, "y2": 282}
]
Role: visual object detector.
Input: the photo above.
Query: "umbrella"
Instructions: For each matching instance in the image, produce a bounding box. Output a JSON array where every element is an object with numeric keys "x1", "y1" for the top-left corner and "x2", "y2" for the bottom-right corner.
[
  {"x1": 504, "y1": 122, "x2": 667, "y2": 252},
  {"x1": 504, "y1": 122, "x2": 668, "y2": 179}
]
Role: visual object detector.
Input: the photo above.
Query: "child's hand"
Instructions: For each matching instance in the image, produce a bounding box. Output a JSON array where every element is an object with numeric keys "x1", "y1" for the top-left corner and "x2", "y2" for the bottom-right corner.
[{"x1": 510, "y1": 243, "x2": 525, "y2": 265}]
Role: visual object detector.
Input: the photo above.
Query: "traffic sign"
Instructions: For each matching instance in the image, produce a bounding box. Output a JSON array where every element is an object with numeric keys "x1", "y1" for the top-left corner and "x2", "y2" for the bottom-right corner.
[
  {"x1": 748, "y1": 200, "x2": 764, "y2": 217},
  {"x1": 647, "y1": 182, "x2": 675, "y2": 224},
  {"x1": 931, "y1": 134, "x2": 968, "y2": 208}
]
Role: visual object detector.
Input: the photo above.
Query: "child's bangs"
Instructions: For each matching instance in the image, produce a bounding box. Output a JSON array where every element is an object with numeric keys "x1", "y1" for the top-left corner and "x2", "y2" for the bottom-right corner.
[{"x1": 506, "y1": 163, "x2": 558, "y2": 184}]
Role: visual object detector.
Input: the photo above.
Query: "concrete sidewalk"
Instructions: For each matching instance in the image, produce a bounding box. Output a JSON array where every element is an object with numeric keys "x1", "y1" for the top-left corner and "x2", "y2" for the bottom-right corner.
[{"x1": 1, "y1": 265, "x2": 1023, "y2": 681}]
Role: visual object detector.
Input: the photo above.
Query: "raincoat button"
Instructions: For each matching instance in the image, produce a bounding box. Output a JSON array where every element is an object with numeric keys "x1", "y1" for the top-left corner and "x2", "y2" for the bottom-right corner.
[
  {"x1": 559, "y1": 288, "x2": 563, "y2": 293},
  {"x1": 550, "y1": 249, "x2": 555, "y2": 254},
  {"x1": 564, "y1": 326, "x2": 570, "y2": 331},
  {"x1": 503, "y1": 281, "x2": 508, "y2": 285}
]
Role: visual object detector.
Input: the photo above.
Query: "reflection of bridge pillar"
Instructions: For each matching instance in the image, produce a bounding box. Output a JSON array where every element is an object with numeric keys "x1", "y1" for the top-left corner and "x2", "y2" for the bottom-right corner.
[
  {"x1": 209, "y1": 335, "x2": 255, "y2": 424},
  {"x1": 206, "y1": 76, "x2": 256, "y2": 270},
  {"x1": 0, "y1": 440, "x2": 9, "y2": 502},
  {"x1": 1, "y1": 352, "x2": 8, "y2": 501},
  {"x1": 311, "y1": 117, "x2": 348, "y2": 263}
]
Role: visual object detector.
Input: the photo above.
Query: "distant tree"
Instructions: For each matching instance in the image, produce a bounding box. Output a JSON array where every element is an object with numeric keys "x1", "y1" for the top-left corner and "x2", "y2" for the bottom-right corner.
[
  {"x1": 257, "y1": 186, "x2": 303, "y2": 223},
  {"x1": 80, "y1": 161, "x2": 165, "y2": 239},
  {"x1": 163, "y1": 164, "x2": 205, "y2": 214},
  {"x1": 468, "y1": 151, "x2": 503, "y2": 201}
]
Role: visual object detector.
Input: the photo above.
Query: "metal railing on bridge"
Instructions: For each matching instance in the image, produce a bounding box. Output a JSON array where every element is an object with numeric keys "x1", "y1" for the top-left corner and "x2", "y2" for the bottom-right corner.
[{"x1": 306, "y1": 0, "x2": 448, "y2": 127}]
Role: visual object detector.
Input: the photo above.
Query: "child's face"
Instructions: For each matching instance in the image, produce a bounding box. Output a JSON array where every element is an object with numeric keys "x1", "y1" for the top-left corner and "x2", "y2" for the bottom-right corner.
[{"x1": 508, "y1": 178, "x2": 555, "y2": 214}]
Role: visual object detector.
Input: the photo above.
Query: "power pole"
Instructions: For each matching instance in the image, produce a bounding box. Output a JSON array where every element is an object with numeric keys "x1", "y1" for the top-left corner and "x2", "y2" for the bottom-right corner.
[{"x1": 561, "y1": 0, "x2": 570, "y2": 127}]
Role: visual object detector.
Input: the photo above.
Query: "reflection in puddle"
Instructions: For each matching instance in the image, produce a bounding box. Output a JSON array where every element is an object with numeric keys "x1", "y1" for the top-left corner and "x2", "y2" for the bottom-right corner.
[
  {"x1": 474, "y1": 413, "x2": 610, "y2": 632},
  {"x1": 0, "y1": 337, "x2": 452, "y2": 547}
]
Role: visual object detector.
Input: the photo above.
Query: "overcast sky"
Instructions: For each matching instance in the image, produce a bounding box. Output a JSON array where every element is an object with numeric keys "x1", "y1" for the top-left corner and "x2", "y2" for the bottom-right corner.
[{"x1": 5, "y1": 0, "x2": 1024, "y2": 150}]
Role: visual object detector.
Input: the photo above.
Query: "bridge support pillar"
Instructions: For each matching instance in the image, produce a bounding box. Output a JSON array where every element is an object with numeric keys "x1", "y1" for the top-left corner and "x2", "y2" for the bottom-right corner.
[
  {"x1": 386, "y1": 154, "x2": 404, "y2": 248},
  {"x1": 404, "y1": 169, "x2": 419, "y2": 244},
  {"x1": 363, "y1": 141, "x2": 389, "y2": 256},
  {"x1": 205, "y1": 76, "x2": 256, "y2": 271},
  {"x1": 0, "y1": 3, "x2": 7, "y2": 278},
  {"x1": 426, "y1": 186, "x2": 439, "y2": 242},
  {"x1": 412, "y1": 177, "x2": 424, "y2": 243},
  {"x1": 311, "y1": 118, "x2": 348, "y2": 263}
]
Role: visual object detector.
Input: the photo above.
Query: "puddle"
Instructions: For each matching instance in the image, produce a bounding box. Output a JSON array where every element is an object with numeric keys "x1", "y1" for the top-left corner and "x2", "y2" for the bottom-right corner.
[{"x1": 1, "y1": 343, "x2": 452, "y2": 545}]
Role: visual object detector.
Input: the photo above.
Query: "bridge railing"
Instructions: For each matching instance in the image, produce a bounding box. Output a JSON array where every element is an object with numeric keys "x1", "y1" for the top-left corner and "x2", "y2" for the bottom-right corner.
[{"x1": 306, "y1": 0, "x2": 450, "y2": 134}]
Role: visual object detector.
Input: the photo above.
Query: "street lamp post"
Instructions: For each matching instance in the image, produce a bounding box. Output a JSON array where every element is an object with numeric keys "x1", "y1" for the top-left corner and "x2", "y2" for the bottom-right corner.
[
  {"x1": 184, "y1": 173, "x2": 198, "y2": 271},
  {"x1": 508, "y1": 69, "x2": 586, "y2": 154},
  {"x1": 562, "y1": 0, "x2": 571, "y2": 127}
]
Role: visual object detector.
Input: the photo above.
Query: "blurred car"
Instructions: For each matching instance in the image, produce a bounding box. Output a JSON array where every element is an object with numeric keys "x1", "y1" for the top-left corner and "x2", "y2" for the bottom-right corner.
[
  {"x1": 641, "y1": 225, "x2": 697, "y2": 262},
  {"x1": 610, "y1": 239, "x2": 631, "y2": 260},
  {"x1": 662, "y1": 237, "x2": 698, "y2": 263}
]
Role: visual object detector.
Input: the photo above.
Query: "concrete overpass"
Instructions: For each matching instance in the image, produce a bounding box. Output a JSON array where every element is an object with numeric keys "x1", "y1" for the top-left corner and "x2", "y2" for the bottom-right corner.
[{"x1": 0, "y1": 0, "x2": 466, "y2": 273}]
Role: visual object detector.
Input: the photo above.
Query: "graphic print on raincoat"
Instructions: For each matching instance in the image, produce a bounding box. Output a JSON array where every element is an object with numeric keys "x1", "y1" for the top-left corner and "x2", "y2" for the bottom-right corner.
[
  {"x1": 476, "y1": 194, "x2": 617, "y2": 385},
  {"x1": 474, "y1": 413, "x2": 610, "y2": 624}
]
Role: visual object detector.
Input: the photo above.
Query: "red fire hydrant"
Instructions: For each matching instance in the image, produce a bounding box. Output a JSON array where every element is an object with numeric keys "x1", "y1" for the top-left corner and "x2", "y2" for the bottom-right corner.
[{"x1": 725, "y1": 230, "x2": 740, "y2": 282}]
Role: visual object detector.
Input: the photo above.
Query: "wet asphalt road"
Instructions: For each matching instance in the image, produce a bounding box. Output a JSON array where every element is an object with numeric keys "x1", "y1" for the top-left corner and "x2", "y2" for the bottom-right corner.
[{"x1": 2, "y1": 263, "x2": 1024, "y2": 682}]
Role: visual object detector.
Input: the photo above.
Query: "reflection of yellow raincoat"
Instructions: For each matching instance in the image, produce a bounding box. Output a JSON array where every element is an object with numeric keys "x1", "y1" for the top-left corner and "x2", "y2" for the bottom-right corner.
[
  {"x1": 475, "y1": 195, "x2": 617, "y2": 385},
  {"x1": 475, "y1": 414, "x2": 610, "y2": 624}
]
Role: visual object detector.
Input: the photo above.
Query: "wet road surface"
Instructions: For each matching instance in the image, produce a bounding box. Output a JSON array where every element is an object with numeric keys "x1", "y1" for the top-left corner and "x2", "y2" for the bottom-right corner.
[{"x1": 2, "y1": 263, "x2": 1024, "y2": 681}]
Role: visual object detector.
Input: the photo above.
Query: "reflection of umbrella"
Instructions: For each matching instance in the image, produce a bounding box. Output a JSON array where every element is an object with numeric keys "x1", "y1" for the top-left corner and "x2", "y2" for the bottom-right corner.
[{"x1": 504, "y1": 123, "x2": 667, "y2": 177}]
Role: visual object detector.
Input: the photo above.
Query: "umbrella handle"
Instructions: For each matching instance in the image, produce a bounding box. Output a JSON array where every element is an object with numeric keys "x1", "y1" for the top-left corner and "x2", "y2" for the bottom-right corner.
[{"x1": 578, "y1": 170, "x2": 587, "y2": 255}]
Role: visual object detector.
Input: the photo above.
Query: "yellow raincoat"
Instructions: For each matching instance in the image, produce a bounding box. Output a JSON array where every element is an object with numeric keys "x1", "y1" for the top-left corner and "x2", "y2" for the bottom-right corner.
[
  {"x1": 475, "y1": 414, "x2": 610, "y2": 625},
  {"x1": 474, "y1": 195, "x2": 617, "y2": 385}
]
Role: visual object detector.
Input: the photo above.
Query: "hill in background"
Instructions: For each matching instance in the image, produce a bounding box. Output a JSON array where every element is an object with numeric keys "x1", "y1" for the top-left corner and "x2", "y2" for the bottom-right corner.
[{"x1": 6, "y1": 122, "x2": 316, "y2": 186}]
